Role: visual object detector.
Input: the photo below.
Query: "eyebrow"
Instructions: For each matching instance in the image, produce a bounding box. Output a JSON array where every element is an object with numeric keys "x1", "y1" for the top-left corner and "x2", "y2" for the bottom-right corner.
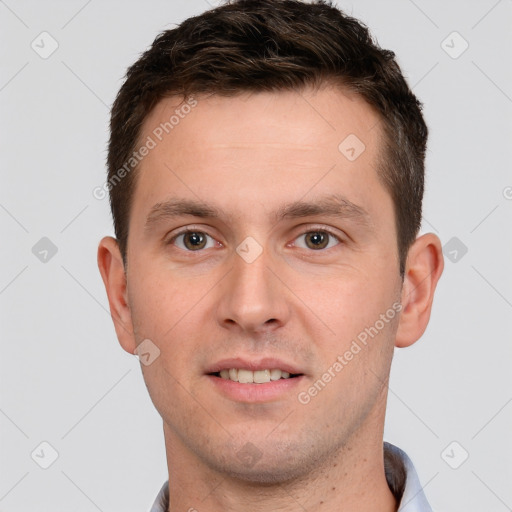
[{"x1": 144, "y1": 193, "x2": 372, "y2": 232}]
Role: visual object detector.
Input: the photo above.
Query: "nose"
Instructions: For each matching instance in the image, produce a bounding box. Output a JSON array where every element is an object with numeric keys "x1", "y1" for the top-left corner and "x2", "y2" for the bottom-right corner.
[{"x1": 215, "y1": 244, "x2": 291, "y2": 334}]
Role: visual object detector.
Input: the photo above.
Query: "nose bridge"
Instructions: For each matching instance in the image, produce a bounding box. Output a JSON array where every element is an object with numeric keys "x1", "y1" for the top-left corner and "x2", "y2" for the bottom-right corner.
[{"x1": 216, "y1": 239, "x2": 289, "y2": 332}]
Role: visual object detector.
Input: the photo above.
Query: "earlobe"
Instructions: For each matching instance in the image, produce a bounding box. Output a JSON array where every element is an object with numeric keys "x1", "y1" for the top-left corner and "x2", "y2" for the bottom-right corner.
[
  {"x1": 97, "y1": 236, "x2": 137, "y2": 354},
  {"x1": 395, "y1": 233, "x2": 444, "y2": 348}
]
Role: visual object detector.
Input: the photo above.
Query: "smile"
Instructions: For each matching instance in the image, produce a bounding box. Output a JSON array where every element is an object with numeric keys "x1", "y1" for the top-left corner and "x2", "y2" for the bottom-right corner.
[{"x1": 212, "y1": 368, "x2": 301, "y2": 384}]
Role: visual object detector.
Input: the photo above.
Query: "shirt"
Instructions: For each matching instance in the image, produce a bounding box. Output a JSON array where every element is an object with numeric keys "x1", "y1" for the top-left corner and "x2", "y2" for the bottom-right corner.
[{"x1": 149, "y1": 442, "x2": 432, "y2": 511}]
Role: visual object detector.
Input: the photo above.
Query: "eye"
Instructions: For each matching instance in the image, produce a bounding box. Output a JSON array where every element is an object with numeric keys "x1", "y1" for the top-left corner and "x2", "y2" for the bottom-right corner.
[
  {"x1": 293, "y1": 229, "x2": 341, "y2": 251},
  {"x1": 168, "y1": 230, "x2": 217, "y2": 251}
]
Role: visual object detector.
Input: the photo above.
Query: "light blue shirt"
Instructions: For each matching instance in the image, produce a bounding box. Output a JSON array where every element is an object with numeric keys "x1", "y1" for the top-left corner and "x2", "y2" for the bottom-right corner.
[{"x1": 149, "y1": 442, "x2": 432, "y2": 511}]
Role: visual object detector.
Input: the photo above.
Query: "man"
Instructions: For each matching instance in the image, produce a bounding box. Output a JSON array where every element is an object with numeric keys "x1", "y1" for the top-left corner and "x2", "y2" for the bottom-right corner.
[{"x1": 97, "y1": 0, "x2": 443, "y2": 510}]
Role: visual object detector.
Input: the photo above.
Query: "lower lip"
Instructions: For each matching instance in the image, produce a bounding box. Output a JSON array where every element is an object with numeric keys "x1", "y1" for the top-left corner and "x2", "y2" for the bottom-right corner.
[{"x1": 206, "y1": 374, "x2": 304, "y2": 403}]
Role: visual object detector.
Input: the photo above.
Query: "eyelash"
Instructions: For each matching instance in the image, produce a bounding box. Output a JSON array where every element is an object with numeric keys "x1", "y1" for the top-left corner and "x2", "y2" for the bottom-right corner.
[{"x1": 166, "y1": 226, "x2": 343, "y2": 252}]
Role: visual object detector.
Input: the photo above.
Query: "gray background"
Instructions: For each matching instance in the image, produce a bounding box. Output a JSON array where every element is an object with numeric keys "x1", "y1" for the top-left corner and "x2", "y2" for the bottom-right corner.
[{"x1": 1, "y1": 0, "x2": 511, "y2": 510}]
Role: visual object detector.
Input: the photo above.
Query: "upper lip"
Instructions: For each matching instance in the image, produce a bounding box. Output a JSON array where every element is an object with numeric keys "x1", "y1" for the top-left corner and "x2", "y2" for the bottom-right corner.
[{"x1": 206, "y1": 357, "x2": 304, "y2": 375}]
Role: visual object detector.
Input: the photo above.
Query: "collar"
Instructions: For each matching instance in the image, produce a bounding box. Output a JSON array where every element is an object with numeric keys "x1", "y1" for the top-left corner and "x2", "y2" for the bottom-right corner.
[{"x1": 149, "y1": 442, "x2": 432, "y2": 512}]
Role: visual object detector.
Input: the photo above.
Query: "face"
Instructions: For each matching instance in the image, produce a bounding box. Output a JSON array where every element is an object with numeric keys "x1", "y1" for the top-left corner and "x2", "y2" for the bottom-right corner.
[{"x1": 122, "y1": 85, "x2": 405, "y2": 482}]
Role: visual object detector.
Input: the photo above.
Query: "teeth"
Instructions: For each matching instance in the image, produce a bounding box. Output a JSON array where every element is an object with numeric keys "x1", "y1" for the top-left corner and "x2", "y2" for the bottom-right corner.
[
  {"x1": 254, "y1": 370, "x2": 270, "y2": 383},
  {"x1": 270, "y1": 368, "x2": 282, "y2": 381},
  {"x1": 219, "y1": 368, "x2": 293, "y2": 383},
  {"x1": 238, "y1": 369, "x2": 254, "y2": 383}
]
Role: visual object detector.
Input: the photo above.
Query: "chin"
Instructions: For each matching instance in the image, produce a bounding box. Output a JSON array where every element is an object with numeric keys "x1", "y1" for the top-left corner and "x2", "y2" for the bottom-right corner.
[
  {"x1": 219, "y1": 460, "x2": 311, "y2": 485},
  {"x1": 205, "y1": 438, "x2": 329, "y2": 485}
]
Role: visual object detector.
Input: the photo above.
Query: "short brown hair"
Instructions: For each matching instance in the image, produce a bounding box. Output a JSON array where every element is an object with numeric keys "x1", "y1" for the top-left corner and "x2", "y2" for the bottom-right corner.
[{"x1": 107, "y1": 0, "x2": 427, "y2": 275}]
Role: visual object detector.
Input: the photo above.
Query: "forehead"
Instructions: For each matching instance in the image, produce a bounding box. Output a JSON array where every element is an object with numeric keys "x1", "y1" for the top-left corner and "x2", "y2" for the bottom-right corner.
[
  {"x1": 131, "y1": 85, "x2": 388, "y2": 226},
  {"x1": 141, "y1": 85, "x2": 381, "y2": 156}
]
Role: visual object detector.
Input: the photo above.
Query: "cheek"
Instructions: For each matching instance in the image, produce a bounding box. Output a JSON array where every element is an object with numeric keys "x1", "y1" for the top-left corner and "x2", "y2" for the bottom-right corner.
[
  {"x1": 127, "y1": 259, "x2": 209, "y2": 340},
  {"x1": 127, "y1": 267, "x2": 204, "y2": 415},
  {"x1": 296, "y1": 274, "x2": 399, "y2": 420},
  {"x1": 296, "y1": 268, "x2": 401, "y2": 403},
  {"x1": 301, "y1": 267, "x2": 400, "y2": 341}
]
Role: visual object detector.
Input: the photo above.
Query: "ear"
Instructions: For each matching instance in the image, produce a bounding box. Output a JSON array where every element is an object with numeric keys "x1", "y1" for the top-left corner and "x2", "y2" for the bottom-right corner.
[
  {"x1": 97, "y1": 236, "x2": 136, "y2": 355},
  {"x1": 395, "y1": 233, "x2": 444, "y2": 348}
]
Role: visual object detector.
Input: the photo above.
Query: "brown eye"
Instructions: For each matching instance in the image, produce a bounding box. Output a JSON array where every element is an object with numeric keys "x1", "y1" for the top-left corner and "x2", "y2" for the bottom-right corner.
[
  {"x1": 294, "y1": 230, "x2": 340, "y2": 251},
  {"x1": 170, "y1": 231, "x2": 215, "y2": 251},
  {"x1": 305, "y1": 232, "x2": 328, "y2": 249},
  {"x1": 183, "y1": 232, "x2": 207, "y2": 250}
]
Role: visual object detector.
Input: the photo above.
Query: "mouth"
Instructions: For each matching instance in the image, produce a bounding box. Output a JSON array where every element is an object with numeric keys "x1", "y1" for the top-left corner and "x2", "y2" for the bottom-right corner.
[
  {"x1": 208, "y1": 368, "x2": 303, "y2": 384},
  {"x1": 205, "y1": 358, "x2": 306, "y2": 402}
]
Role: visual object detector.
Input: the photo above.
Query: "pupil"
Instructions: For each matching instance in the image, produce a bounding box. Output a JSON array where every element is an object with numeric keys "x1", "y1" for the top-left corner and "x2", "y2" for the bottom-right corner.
[
  {"x1": 186, "y1": 232, "x2": 205, "y2": 250},
  {"x1": 307, "y1": 232, "x2": 327, "y2": 249}
]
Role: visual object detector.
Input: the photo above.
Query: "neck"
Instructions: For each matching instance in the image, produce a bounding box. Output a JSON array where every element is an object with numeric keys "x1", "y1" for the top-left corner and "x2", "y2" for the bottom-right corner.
[{"x1": 162, "y1": 416, "x2": 397, "y2": 512}]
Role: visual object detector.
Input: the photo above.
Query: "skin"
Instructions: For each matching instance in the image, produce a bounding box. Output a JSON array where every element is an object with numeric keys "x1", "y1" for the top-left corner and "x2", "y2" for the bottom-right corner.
[{"x1": 98, "y1": 83, "x2": 443, "y2": 512}]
